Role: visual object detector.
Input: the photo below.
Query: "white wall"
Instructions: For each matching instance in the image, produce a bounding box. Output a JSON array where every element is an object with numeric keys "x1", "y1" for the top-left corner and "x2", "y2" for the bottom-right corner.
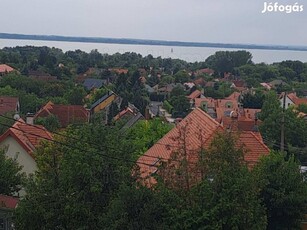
[
  {"x1": 280, "y1": 96, "x2": 294, "y2": 110},
  {"x1": 0, "y1": 136, "x2": 37, "y2": 175}
]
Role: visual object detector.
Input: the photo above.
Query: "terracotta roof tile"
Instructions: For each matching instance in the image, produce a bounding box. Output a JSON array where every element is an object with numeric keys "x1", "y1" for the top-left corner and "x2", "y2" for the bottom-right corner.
[
  {"x1": 34, "y1": 102, "x2": 89, "y2": 127},
  {"x1": 137, "y1": 108, "x2": 269, "y2": 183},
  {"x1": 187, "y1": 90, "x2": 202, "y2": 100},
  {"x1": 0, "y1": 119, "x2": 53, "y2": 158},
  {"x1": 0, "y1": 194, "x2": 19, "y2": 210},
  {"x1": 0, "y1": 64, "x2": 14, "y2": 73},
  {"x1": 0, "y1": 96, "x2": 19, "y2": 115}
]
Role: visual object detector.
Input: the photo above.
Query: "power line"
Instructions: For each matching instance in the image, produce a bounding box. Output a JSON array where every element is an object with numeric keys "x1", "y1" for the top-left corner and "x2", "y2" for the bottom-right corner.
[
  {"x1": 0, "y1": 114, "x2": 185, "y2": 164},
  {"x1": 0, "y1": 121, "x2": 154, "y2": 168}
]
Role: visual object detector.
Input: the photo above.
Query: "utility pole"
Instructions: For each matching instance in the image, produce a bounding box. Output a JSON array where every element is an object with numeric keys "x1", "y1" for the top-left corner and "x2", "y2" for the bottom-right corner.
[{"x1": 281, "y1": 92, "x2": 286, "y2": 152}]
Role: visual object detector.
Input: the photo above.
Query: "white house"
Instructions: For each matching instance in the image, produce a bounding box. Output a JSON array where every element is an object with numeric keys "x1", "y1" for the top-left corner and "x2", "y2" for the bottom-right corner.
[{"x1": 0, "y1": 119, "x2": 52, "y2": 175}]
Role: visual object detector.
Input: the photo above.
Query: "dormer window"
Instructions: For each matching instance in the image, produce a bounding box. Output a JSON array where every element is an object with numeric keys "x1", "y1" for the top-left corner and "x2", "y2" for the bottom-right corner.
[{"x1": 225, "y1": 102, "x2": 233, "y2": 109}]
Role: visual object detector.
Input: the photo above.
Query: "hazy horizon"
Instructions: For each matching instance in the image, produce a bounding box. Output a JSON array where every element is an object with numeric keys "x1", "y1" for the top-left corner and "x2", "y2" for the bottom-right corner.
[{"x1": 1, "y1": 0, "x2": 306, "y2": 47}]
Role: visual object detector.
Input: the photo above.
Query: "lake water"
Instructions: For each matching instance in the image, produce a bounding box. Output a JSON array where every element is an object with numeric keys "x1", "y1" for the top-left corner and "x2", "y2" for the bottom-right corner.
[{"x1": 1, "y1": 38, "x2": 307, "y2": 64}]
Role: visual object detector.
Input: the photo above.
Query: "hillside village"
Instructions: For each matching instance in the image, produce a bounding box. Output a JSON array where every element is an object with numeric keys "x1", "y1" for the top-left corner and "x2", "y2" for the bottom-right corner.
[{"x1": 1, "y1": 47, "x2": 307, "y2": 229}]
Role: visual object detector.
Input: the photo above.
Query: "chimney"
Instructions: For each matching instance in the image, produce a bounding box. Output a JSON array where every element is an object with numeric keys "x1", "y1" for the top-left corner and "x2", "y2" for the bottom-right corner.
[{"x1": 26, "y1": 113, "x2": 34, "y2": 125}]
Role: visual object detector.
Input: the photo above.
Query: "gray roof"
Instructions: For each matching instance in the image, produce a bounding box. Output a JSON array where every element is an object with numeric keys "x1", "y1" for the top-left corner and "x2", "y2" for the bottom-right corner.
[
  {"x1": 121, "y1": 112, "x2": 144, "y2": 130},
  {"x1": 145, "y1": 84, "x2": 155, "y2": 93},
  {"x1": 83, "y1": 78, "x2": 104, "y2": 90},
  {"x1": 149, "y1": 101, "x2": 163, "y2": 116}
]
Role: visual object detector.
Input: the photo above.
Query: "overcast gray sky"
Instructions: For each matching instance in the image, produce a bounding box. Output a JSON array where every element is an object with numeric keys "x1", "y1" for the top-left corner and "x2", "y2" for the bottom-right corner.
[{"x1": 1, "y1": 0, "x2": 306, "y2": 46}]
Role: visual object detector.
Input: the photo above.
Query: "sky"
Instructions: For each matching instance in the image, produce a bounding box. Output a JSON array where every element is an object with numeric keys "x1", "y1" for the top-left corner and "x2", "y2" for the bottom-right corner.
[{"x1": 1, "y1": 0, "x2": 306, "y2": 46}]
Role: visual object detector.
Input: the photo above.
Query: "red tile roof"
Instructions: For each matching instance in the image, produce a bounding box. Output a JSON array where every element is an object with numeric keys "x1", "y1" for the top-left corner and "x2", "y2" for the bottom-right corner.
[
  {"x1": 232, "y1": 80, "x2": 245, "y2": 88},
  {"x1": 137, "y1": 108, "x2": 269, "y2": 185},
  {"x1": 0, "y1": 96, "x2": 19, "y2": 115},
  {"x1": 194, "y1": 97, "x2": 215, "y2": 108},
  {"x1": 34, "y1": 101, "x2": 89, "y2": 127},
  {"x1": 187, "y1": 90, "x2": 202, "y2": 100},
  {"x1": 114, "y1": 107, "x2": 135, "y2": 121},
  {"x1": 109, "y1": 68, "x2": 129, "y2": 75},
  {"x1": 237, "y1": 131, "x2": 270, "y2": 167},
  {"x1": 0, "y1": 64, "x2": 14, "y2": 73},
  {"x1": 195, "y1": 68, "x2": 214, "y2": 76},
  {"x1": 0, "y1": 194, "x2": 19, "y2": 210},
  {"x1": 0, "y1": 119, "x2": 53, "y2": 158},
  {"x1": 287, "y1": 93, "x2": 307, "y2": 105},
  {"x1": 225, "y1": 92, "x2": 241, "y2": 101}
]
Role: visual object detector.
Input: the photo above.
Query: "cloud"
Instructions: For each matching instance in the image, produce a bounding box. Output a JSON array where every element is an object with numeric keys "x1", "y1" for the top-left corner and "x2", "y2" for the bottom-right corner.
[{"x1": 0, "y1": 0, "x2": 306, "y2": 46}]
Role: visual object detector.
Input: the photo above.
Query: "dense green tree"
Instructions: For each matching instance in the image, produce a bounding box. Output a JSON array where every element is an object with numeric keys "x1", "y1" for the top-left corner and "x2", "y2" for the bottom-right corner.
[
  {"x1": 259, "y1": 91, "x2": 307, "y2": 149},
  {"x1": 35, "y1": 114, "x2": 61, "y2": 131},
  {"x1": 125, "y1": 118, "x2": 172, "y2": 158},
  {"x1": 205, "y1": 51, "x2": 253, "y2": 75},
  {"x1": 158, "y1": 130, "x2": 267, "y2": 229},
  {"x1": 107, "y1": 101, "x2": 119, "y2": 124},
  {"x1": 0, "y1": 149, "x2": 25, "y2": 195},
  {"x1": 174, "y1": 70, "x2": 189, "y2": 83},
  {"x1": 64, "y1": 86, "x2": 87, "y2": 105},
  {"x1": 14, "y1": 124, "x2": 134, "y2": 229},
  {"x1": 170, "y1": 95, "x2": 190, "y2": 118},
  {"x1": 253, "y1": 151, "x2": 307, "y2": 229},
  {"x1": 241, "y1": 91, "x2": 265, "y2": 109}
]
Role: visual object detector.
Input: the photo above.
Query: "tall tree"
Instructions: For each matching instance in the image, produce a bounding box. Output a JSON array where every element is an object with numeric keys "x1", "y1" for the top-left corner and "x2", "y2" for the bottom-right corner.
[
  {"x1": 253, "y1": 151, "x2": 307, "y2": 229},
  {"x1": 0, "y1": 149, "x2": 25, "y2": 195}
]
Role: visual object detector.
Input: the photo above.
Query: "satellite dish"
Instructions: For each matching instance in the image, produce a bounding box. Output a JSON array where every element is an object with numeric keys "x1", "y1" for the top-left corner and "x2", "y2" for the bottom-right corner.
[{"x1": 14, "y1": 113, "x2": 20, "y2": 120}]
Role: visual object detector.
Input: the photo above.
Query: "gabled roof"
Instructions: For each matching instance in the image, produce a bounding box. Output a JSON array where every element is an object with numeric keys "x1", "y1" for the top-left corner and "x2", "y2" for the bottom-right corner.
[
  {"x1": 0, "y1": 119, "x2": 52, "y2": 158},
  {"x1": 121, "y1": 112, "x2": 144, "y2": 130},
  {"x1": 0, "y1": 64, "x2": 14, "y2": 73},
  {"x1": 0, "y1": 96, "x2": 19, "y2": 115},
  {"x1": 90, "y1": 91, "x2": 116, "y2": 110},
  {"x1": 137, "y1": 108, "x2": 269, "y2": 183},
  {"x1": 195, "y1": 68, "x2": 214, "y2": 76},
  {"x1": 137, "y1": 108, "x2": 223, "y2": 180},
  {"x1": 83, "y1": 78, "x2": 104, "y2": 90},
  {"x1": 114, "y1": 107, "x2": 135, "y2": 121},
  {"x1": 34, "y1": 101, "x2": 89, "y2": 127},
  {"x1": 0, "y1": 194, "x2": 19, "y2": 210},
  {"x1": 287, "y1": 92, "x2": 307, "y2": 105},
  {"x1": 237, "y1": 131, "x2": 270, "y2": 167},
  {"x1": 187, "y1": 90, "x2": 202, "y2": 100},
  {"x1": 108, "y1": 68, "x2": 129, "y2": 75}
]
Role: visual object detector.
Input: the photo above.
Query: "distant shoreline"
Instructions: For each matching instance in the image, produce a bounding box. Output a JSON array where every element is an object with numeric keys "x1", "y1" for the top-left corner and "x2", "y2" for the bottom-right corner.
[{"x1": 1, "y1": 32, "x2": 307, "y2": 52}]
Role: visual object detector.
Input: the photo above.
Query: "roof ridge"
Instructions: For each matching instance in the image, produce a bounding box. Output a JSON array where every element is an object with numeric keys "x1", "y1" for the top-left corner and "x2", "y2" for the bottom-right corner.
[{"x1": 194, "y1": 108, "x2": 223, "y2": 127}]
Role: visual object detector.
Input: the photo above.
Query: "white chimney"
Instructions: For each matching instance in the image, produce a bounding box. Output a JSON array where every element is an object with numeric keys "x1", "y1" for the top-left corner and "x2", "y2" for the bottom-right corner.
[{"x1": 26, "y1": 113, "x2": 34, "y2": 125}]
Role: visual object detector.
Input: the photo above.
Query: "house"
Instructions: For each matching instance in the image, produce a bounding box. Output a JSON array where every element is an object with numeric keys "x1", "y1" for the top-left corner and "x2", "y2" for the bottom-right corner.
[
  {"x1": 34, "y1": 101, "x2": 89, "y2": 127},
  {"x1": 269, "y1": 79, "x2": 288, "y2": 89},
  {"x1": 83, "y1": 78, "x2": 104, "y2": 91},
  {"x1": 187, "y1": 90, "x2": 205, "y2": 107},
  {"x1": 0, "y1": 194, "x2": 19, "y2": 230},
  {"x1": 108, "y1": 68, "x2": 129, "y2": 75},
  {"x1": 0, "y1": 119, "x2": 52, "y2": 175},
  {"x1": 121, "y1": 112, "x2": 144, "y2": 130},
  {"x1": 90, "y1": 91, "x2": 118, "y2": 114},
  {"x1": 28, "y1": 70, "x2": 57, "y2": 81},
  {"x1": 0, "y1": 97, "x2": 20, "y2": 115},
  {"x1": 260, "y1": 82, "x2": 272, "y2": 90},
  {"x1": 0, "y1": 64, "x2": 15, "y2": 76},
  {"x1": 147, "y1": 101, "x2": 164, "y2": 118},
  {"x1": 280, "y1": 92, "x2": 307, "y2": 109},
  {"x1": 144, "y1": 84, "x2": 155, "y2": 94},
  {"x1": 137, "y1": 108, "x2": 270, "y2": 185},
  {"x1": 194, "y1": 95, "x2": 260, "y2": 132},
  {"x1": 230, "y1": 80, "x2": 247, "y2": 92},
  {"x1": 195, "y1": 68, "x2": 214, "y2": 76}
]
